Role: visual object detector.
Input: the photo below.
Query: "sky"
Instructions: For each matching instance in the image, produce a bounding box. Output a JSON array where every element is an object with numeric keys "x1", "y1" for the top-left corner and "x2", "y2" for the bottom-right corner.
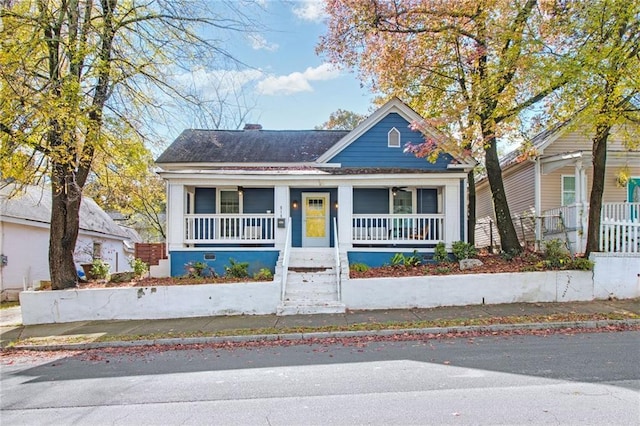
[{"x1": 169, "y1": 0, "x2": 376, "y2": 134}]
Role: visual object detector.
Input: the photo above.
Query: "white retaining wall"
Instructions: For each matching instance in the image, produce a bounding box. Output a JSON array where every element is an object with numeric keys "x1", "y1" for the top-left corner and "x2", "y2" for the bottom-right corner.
[
  {"x1": 343, "y1": 271, "x2": 595, "y2": 310},
  {"x1": 19, "y1": 254, "x2": 640, "y2": 325},
  {"x1": 590, "y1": 253, "x2": 640, "y2": 299},
  {"x1": 20, "y1": 281, "x2": 279, "y2": 325}
]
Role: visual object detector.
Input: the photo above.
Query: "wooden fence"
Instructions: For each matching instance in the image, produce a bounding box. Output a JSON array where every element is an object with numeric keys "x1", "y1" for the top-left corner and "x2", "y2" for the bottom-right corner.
[{"x1": 134, "y1": 243, "x2": 167, "y2": 266}]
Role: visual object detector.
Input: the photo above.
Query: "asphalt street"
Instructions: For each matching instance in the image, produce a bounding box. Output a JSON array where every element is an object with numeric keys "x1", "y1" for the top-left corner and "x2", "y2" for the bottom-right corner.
[{"x1": 1, "y1": 330, "x2": 639, "y2": 425}]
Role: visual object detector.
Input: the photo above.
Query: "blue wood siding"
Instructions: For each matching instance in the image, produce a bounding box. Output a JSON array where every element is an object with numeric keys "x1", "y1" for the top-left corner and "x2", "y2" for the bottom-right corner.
[
  {"x1": 417, "y1": 189, "x2": 437, "y2": 214},
  {"x1": 194, "y1": 188, "x2": 216, "y2": 213},
  {"x1": 170, "y1": 250, "x2": 279, "y2": 277},
  {"x1": 348, "y1": 250, "x2": 442, "y2": 268},
  {"x1": 328, "y1": 113, "x2": 454, "y2": 169},
  {"x1": 290, "y1": 188, "x2": 337, "y2": 247},
  {"x1": 353, "y1": 188, "x2": 389, "y2": 214},
  {"x1": 243, "y1": 188, "x2": 274, "y2": 213}
]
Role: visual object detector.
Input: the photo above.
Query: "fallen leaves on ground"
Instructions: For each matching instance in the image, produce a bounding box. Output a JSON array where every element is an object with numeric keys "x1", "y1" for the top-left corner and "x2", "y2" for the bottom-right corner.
[
  {"x1": 350, "y1": 252, "x2": 551, "y2": 278},
  {"x1": 2, "y1": 323, "x2": 638, "y2": 365}
]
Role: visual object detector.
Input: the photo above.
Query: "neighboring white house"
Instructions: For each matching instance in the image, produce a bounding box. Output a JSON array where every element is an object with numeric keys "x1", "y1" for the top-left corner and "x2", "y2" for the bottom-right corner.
[{"x1": 0, "y1": 184, "x2": 142, "y2": 300}]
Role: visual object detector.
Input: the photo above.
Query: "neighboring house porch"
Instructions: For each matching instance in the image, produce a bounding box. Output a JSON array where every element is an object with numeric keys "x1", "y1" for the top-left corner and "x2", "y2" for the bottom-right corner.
[{"x1": 475, "y1": 120, "x2": 639, "y2": 255}]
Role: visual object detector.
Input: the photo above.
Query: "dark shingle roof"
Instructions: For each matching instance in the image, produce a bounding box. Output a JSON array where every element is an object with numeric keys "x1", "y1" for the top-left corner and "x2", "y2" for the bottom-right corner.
[
  {"x1": 498, "y1": 118, "x2": 571, "y2": 169},
  {"x1": 156, "y1": 129, "x2": 350, "y2": 164}
]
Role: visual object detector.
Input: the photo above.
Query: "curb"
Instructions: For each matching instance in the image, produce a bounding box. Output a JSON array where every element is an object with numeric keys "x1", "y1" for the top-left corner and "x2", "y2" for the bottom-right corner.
[{"x1": 7, "y1": 319, "x2": 640, "y2": 352}]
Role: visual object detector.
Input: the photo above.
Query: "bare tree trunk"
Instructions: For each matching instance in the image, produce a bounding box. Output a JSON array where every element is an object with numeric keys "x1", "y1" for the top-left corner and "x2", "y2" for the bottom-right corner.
[
  {"x1": 467, "y1": 169, "x2": 476, "y2": 245},
  {"x1": 49, "y1": 165, "x2": 82, "y2": 289},
  {"x1": 484, "y1": 132, "x2": 522, "y2": 254},
  {"x1": 585, "y1": 122, "x2": 610, "y2": 256}
]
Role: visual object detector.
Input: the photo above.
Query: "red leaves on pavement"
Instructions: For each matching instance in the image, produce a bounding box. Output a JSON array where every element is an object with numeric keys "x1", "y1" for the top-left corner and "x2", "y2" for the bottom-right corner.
[{"x1": 2, "y1": 323, "x2": 638, "y2": 365}]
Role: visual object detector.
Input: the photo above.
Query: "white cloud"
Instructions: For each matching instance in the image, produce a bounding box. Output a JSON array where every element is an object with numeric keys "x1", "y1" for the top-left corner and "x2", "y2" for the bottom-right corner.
[
  {"x1": 292, "y1": 0, "x2": 327, "y2": 22},
  {"x1": 256, "y1": 63, "x2": 341, "y2": 95},
  {"x1": 247, "y1": 33, "x2": 279, "y2": 52},
  {"x1": 173, "y1": 67, "x2": 264, "y2": 97}
]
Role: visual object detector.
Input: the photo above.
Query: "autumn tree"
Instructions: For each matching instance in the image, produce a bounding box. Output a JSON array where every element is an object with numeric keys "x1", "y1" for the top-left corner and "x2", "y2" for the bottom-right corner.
[
  {"x1": 319, "y1": 0, "x2": 571, "y2": 253},
  {"x1": 0, "y1": 0, "x2": 261, "y2": 289},
  {"x1": 316, "y1": 109, "x2": 366, "y2": 130},
  {"x1": 84, "y1": 127, "x2": 166, "y2": 242},
  {"x1": 545, "y1": 1, "x2": 639, "y2": 256}
]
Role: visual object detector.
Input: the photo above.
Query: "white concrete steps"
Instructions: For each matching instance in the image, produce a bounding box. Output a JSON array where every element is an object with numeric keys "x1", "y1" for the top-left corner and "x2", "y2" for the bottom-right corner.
[
  {"x1": 277, "y1": 248, "x2": 345, "y2": 316},
  {"x1": 288, "y1": 247, "x2": 335, "y2": 268}
]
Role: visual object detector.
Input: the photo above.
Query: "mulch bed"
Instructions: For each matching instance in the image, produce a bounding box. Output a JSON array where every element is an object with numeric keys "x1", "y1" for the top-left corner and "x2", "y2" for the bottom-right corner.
[
  {"x1": 349, "y1": 252, "x2": 551, "y2": 279},
  {"x1": 68, "y1": 252, "x2": 556, "y2": 288}
]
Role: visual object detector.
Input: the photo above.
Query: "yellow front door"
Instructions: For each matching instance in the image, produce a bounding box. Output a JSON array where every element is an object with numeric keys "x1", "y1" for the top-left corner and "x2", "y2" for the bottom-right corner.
[{"x1": 302, "y1": 193, "x2": 330, "y2": 247}]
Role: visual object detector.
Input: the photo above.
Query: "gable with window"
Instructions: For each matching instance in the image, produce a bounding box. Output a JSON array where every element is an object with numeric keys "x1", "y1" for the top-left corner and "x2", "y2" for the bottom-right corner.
[{"x1": 388, "y1": 127, "x2": 400, "y2": 148}]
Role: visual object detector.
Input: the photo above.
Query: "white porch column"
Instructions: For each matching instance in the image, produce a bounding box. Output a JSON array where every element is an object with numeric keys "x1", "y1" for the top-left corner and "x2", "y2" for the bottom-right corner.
[
  {"x1": 274, "y1": 186, "x2": 289, "y2": 247},
  {"x1": 534, "y1": 158, "x2": 542, "y2": 250},
  {"x1": 444, "y1": 182, "x2": 461, "y2": 249},
  {"x1": 337, "y1": 185, "x2": 352, "y2": 248},
  {"x1": 576, "y1": 161, "x2": 587, "y2": 253},
  {"x1": 167, "y1": 182, "x2": 185, "y2": 252}
]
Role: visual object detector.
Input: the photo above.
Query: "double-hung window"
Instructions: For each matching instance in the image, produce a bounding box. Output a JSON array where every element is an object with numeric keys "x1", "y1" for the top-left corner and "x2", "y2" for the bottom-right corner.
[{"x1": 562, "y1": 176, "x2": 576, "y2": 206}]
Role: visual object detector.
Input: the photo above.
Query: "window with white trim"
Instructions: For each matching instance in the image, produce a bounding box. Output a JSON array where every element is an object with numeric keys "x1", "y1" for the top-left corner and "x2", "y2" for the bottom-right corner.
[
  {"x1": 388, "y1": 127, "x2": 401, "y2": 147},
  {"x1": 220, "y1": 190, "x2": 240, "y2": 213},
  {"x1": 392, "y1": 189, "x2": 413, "y2": 214},
  {"x1": 561, "y1": 175, "x2": 575, "y2": 206}
]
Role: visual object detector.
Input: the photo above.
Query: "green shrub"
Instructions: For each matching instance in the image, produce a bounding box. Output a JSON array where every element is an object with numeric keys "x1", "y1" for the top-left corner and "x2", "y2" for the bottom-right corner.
[
  {"x1": 433, "y1": 242, "x2": 449, "y2": 263},
  {"x1": 253, "y1": 268, "x2": 273, "y2": 280},
  {"x1": 390, "y1": 251, "x2": 422, "y2": 268},
  {"x1": 224, "y1": 258, "x2": 249, "y2": 278},
  {"x1": 390, "y1": 253, "x2": 405, "y2": 267},
  {"x1": 404, "y1": 250, "x2": 422, "y2": 267},
  {"x1": 570, "y1": 257, "x2": 594, "y2": 271},
  {"x1": 90, "y1": 259, "x2": 110, "y2": 280},
  {"x1": 350, "y1": 263, "x2": 370, "y2": 273},
  {"x1": 451, "y1": 241, "x2": 477, "y2": 261},
  {"x1": 185, "y1": 261, "x2": 213, "y2": 278},
  {"x1": 500, "y1": 248, "x2": 521, "y2": 261},
  {"x1": 543, "y1": 239, "x2": 571, "y2": 268},
  {"x1": 129, "y1": 257, "x2": 148, "y2": 278}
]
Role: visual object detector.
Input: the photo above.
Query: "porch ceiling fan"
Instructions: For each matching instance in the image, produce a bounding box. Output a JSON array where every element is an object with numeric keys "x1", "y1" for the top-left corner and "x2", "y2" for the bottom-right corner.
[{"x1": 391, "y1": 186, "x2": 408, "y2": 196}]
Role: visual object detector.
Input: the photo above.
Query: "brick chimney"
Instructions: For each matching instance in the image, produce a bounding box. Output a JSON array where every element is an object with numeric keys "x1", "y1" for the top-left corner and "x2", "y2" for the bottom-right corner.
[{"x1": 243, "y1": 124, "x2": 262, "y2": 130}]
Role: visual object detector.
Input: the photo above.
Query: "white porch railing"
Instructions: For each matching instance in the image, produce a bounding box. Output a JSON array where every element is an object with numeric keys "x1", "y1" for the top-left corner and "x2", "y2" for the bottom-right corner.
[
  {"x1": 600, "y1": 203, "x2": 640, "y2": 253},
  {"x1": 600, "y1": 219, "x2": 640, "y2": 253},
  {"x1": 602, "y1": 202, "x2": 640, "y2": 222},
  {"x1": 184, "y1": 214, "x2": 275, "y2": 244},
  {"x1": 352, "y1": 214, "x2": 444, "y2": 244},
  {"x1": 541, "y1": 202, "x2": 639, "y2": 253},
  {"x1": 542, "y1": 204, "x2": 582, "y2": 234}
]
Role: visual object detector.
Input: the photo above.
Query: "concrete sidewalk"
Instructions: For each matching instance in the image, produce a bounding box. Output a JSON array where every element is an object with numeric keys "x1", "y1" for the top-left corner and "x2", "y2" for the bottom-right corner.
[{"x1": 1, "y1": 299, "x2": 639, "y2": 350}]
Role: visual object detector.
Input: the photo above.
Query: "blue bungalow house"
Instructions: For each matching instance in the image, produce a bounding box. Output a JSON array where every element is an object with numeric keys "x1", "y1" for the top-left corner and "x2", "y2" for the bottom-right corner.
[{"x1": 156, "y1": 98, "x2": 475, "y2": 314}]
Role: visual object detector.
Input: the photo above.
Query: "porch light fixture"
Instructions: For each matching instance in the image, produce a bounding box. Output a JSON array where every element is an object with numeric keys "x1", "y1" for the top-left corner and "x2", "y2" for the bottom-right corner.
[
  {"x1": 334, "y1": 201, "x2": 338, "y2": 209},
  {"x1": 237, "y1": 186, "x2": 244, "y2": 195},
  {"x1": 392, "y1": 187, "x2": 399, "y2": 197},
  {"x1": 292, "y1": 200, "x2": 299, "y2": 209}
]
